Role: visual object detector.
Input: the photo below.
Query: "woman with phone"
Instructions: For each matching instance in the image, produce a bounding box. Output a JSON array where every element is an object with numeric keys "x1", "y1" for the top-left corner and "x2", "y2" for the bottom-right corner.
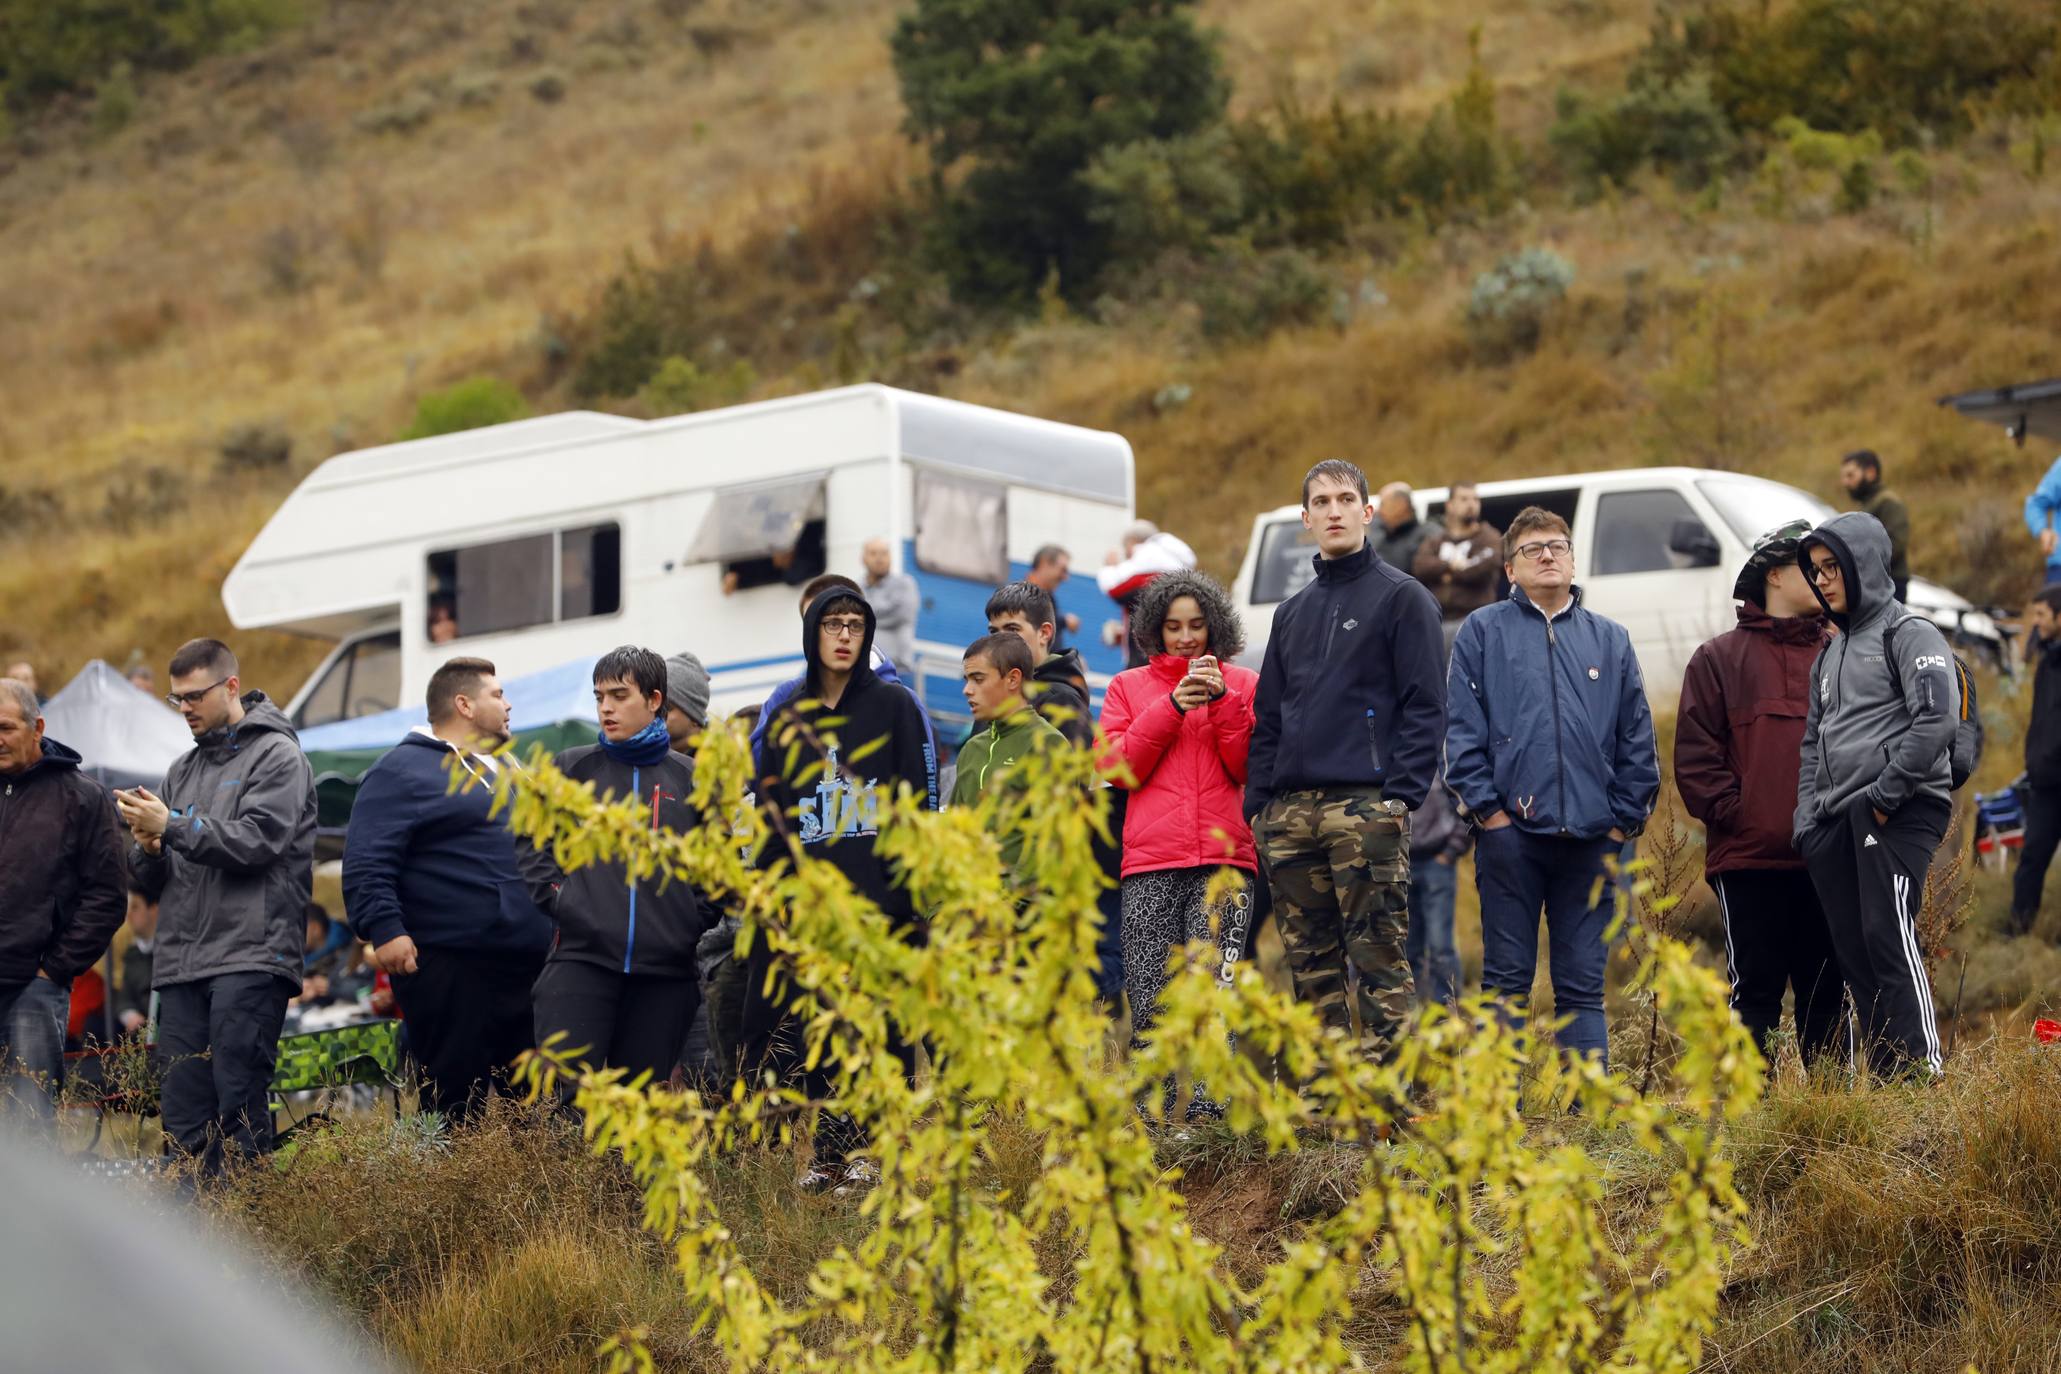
[{"x1": 1097, "y1": 569, "x2": 1258, "y2": 1121}]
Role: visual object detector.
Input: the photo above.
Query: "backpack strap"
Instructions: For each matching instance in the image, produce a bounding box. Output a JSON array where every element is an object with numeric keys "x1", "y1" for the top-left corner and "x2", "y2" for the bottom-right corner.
[{"x1": 1885, "y1": 612, "x2": 1972, "y2": 723}]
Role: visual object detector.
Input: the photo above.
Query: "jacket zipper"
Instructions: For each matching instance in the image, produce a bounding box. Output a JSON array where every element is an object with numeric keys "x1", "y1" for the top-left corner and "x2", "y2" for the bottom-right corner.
[
  {"x1": 623, "y1": 765, "x2": 640, "y2": 974},
  {"x1": 978, "y1": 723, "x2": 1001, "y2": 790},
  {"x1": 1543, "y1": 611, "x2": 1569, "y2": 832}
]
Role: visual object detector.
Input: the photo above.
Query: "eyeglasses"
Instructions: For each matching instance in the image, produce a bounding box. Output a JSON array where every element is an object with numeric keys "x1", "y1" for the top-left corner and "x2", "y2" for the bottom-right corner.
[
  {"x1": 1513, "y1": 538, "x2": 1573, "y2": 562},
  {"x1": 1808, "y1": 560, "x2": 1842, "y2": 584},
  {"x1": 820, "y1": 617, "x2": 868, "y2": 640},
  {"x1": 166, "y1": 677, "x2": 229, "y2": 708}
]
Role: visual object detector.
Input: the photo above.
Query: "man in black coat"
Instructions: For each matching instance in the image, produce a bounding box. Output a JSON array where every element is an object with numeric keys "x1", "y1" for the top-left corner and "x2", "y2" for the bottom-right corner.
[
  {"x1": 2013, "y1": 587, "x2": 2061, "y2": 933},
  {"x1": 0, "y1": 679, "x2": 126, "y2": 1128},
  {"x1": 519, "y1": 646, "x2": 711, "y2": 1086}
]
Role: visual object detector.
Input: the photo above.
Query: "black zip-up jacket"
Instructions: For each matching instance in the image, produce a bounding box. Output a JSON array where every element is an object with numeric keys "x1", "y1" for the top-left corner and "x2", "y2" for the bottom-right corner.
[
  {"x1": 2028, "y1": 632, "x2": 2061, "y2": 788},
  {"x1": 0, "y1": 737, "x2": 127, "y2": 984},
  {"x1": 517, "y1": 743, "x2": 708, "y2": 978},
  {"x1": 1032, "y1": 648, "x2": 1094, "y2": 748},
  {"x1": 1245, "y1": 542, "x2": 1447, "y2": 816}
]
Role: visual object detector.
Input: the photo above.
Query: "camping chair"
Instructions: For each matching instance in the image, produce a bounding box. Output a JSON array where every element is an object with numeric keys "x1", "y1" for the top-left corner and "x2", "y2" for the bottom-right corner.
[
  {"x1": 1975, "y1": 783, "x2": 2027, "y2": 875},
  {"x1": 268, "y1": 1018, "x2": 408, "y2": 1143}
]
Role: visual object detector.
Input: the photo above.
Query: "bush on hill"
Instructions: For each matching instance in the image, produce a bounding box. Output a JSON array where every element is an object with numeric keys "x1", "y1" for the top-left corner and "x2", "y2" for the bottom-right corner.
[
  {"x1": 0, "y1": 0, "x2": 301, "y2": 112},
  {"x1": 399, "y1": 377, "x2": 528, "y2": 441}
]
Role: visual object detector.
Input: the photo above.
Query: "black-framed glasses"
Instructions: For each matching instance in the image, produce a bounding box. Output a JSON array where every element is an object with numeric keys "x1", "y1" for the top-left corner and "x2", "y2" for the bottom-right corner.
[
  {"x1": 166, "y1": 677, "x2": 229, "y2": 708},
  {"x1": 1808, "y1": 560, "x2": 1842, "y2": 584},
  {"x1": 820, "y1": 617, "x2": 868, "y2": 640},
  {"x1": 1514, "y1": 538, "x2": 1573, "y2": 562}
]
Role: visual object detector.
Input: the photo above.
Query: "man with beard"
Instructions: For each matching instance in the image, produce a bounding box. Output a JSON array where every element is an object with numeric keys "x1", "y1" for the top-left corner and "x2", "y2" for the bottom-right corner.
[{"x1": 344, "y1": 658, "x2": 554, "y2": 1119}]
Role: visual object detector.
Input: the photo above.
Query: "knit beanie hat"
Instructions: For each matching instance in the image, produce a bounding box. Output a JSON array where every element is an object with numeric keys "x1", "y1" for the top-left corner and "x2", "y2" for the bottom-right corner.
[{"x1": 665, "y1": 651, "x2": 710, "y2": 729}]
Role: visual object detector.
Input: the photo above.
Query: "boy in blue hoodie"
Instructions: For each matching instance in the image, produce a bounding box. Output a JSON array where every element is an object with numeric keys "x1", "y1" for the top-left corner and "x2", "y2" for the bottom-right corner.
[{"x1": 344, "y1": 657, "x2": 554, "y2": 1119}]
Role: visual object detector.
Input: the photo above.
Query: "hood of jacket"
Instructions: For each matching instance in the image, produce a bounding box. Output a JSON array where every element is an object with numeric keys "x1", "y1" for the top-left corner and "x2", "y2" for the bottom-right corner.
[
  {"x1": 190, "y1": 691, "x2": 297, "y2": 758},
  {"x1": 9, "y1": 734, "x2": 84, "y2": 781},
  {"x1": 1734, "y1": 599, "x2": 1828, "y2": 644},
  {"x1": 1037, "y1": 647, "x2": 1089, "y2": 692},
  {"x1": 802, "y1": 590, "x2": 879, "y2": 698},
  {"x1": 1800, "y1": 511, "x2": 1897, "y2": 631}
]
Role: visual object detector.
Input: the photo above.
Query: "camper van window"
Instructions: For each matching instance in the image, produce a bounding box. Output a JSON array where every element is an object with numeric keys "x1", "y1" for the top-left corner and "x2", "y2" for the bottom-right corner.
[
  {"x1": 912, "y1": 472, "x2": 1007, "y2": 583},
  {"x1": 1252, "y1": 520, "x2": 1319, "y2": 605},
  {"x1": 1592, "y1": 489, "x2": 1711, "y2": 576},
  {"x1": 293, "y1": 630, "x2": 402, "y2": 729},
  {"x1": 426, "y1": 522, "x2": 623, "y2": 640}
]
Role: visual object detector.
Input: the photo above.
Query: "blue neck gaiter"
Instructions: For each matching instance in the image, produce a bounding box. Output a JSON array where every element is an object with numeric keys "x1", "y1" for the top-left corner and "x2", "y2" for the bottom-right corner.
[{"x1": 598, "y1": 717, "x2": 672, "y2": 766}]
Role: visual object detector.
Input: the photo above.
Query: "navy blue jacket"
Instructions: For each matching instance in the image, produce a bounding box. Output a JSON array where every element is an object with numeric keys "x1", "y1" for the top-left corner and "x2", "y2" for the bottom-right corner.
[
  {"x1": 342, "y1": 731, "x2": 554, "y2": 957},
  {"x1": 1444, "y1": 586, "x2": 1660, "y2": 840},
  {"x1": 1245, "y1": 542, "x2": 1447, "y2": 816}
]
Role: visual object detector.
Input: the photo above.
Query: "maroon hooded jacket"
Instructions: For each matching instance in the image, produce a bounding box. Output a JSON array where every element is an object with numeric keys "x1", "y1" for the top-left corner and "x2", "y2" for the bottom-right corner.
[{"x1": 1673, "y1": 602, "x2": 1830, "y2": 876}]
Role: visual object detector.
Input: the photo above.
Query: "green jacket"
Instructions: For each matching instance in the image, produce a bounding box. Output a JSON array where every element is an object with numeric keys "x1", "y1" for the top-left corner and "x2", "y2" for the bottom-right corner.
[
  {"x1": 952, "y1": 710, "x2": 1065, "y2": 872},
  {"x1": 1856, "y1": 486, "x2": 1910, "y2": 586}
]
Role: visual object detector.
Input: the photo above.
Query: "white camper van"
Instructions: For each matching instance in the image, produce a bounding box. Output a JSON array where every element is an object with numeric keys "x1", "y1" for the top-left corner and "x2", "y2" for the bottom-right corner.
[
  {"x1": 1229, "y1": 467, "x2": 2004, "y2": 699},
  {"x1": 224, "y1": 385, "x2": 1136, "y2": 736}
]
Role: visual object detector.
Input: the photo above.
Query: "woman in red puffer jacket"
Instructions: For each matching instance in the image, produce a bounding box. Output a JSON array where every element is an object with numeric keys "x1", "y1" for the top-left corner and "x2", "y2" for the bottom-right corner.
[{"x1": 1099, "y1": 570, "x2": 1258, "y2": 1120}]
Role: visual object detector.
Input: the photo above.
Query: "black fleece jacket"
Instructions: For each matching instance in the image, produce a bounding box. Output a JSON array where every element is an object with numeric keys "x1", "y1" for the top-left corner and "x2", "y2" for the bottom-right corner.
[{"x1": 0, "y1": 737, "x2": 126, "y2": 984}]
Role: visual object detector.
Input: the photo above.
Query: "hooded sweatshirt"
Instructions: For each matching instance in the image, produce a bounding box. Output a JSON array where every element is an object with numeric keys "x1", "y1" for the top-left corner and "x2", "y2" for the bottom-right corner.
[
  {"x1": 1674, "y1": 601, "x2": 1829, "y2": 875},
  {"x1": 1031, "y1": 648, "x2": 1094, "y2": 747},
  {"x1": 0, "y1": 737, "x2": 127, "y2": 985},
  {"x1": 129, "y1": 692, "x2": 316, "y2": 991},
  {"x1": 1792, "y1": 511, "x2": 1957, "y2": 838},
  {"x1": 342, "y1": 730, "x2": 555, "y2": 957},
  {"x1": 754, "y1": 594, "x2": 939, "y2": 923}
]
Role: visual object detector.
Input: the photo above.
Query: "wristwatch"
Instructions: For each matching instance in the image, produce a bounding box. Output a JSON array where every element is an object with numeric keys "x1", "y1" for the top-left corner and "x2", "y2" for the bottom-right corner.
[{"x1": 1375, "y1": 798, "x2": 1410, "y2": 817}]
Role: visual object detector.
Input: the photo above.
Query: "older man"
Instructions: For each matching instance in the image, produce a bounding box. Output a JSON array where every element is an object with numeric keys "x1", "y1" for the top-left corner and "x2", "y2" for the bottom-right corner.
[
  {"x1": 0, "y1": 680, "x2": 126, "y2": 1128},
  {"x1": 861, "y1": 538, "x2": 919, "y2": 670},
  {"x1": 1372, "y1": 482, "x2": 1432, "y2": 574}
]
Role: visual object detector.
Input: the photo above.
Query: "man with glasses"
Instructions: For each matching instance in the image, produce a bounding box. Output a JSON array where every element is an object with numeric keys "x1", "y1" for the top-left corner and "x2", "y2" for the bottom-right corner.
[
  {"x1": 1792, "y1": 512, "x2": 1957, "y2": 1079},
  {"x1": 1445, "y1": 507, "x2": 1658, "y2": 1065},
  {"x1": 115, "y1": 639, "x2": 316, "y2": 1173},
  {"x1": 1245, "y1": 459, "x2": 1446, "y2": 1068},
  {"x1": 746, "y1": 588, "x2": 937, "y2": 1192}
]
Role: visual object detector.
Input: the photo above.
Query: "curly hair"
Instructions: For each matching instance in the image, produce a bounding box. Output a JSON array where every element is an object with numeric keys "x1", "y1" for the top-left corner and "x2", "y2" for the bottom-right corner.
[{"x1": 1129, "y1": 569, "x2": 1246, "y2": 662}]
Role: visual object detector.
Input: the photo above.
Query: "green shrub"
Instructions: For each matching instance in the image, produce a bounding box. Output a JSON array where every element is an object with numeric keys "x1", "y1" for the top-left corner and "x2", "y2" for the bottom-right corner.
[
  {"x1": 1466, "y1": 247, "x2": 1575, "y2": 358},
  {"x1": 1640, "y1": 0, "x2": 2059, "y2": 144},
  {"x1": 1225, "y1": 98, "x2": 1408, "y2": 249},
  {"x1": 399, "y1": 378, "x2": 529, "y2": 441},
  {"x1": 0, "y1": 0, "x2": 301, "y2": 110},
  {"x1": 891, "y1": 0, "x2": 1228, "y2": 307},
  {"x1": 1398, "y1": 32, "x2": 1516, "y2": 219},
  {"x1": 571, "y1": 256, "x2": 708, "y2": 400},
  {"x1": 92, "y1": 62, "x2": 140, "y2": 136},
  {"x1": 217, "y1": 421, "x2": 293, "y2": 472},
  {"x1": 638, "y1": 355, "x2": 757, "y2": 416},
  {"x1": 1754, "y1": 117, "x2": 1885, "y2": 218},
  {"x1": 1083, "y1": 127, "x2": 1247, "y2": 266},
  {"x1": 1550, "y1": 73, "x2": 1737, "y2": 194}
]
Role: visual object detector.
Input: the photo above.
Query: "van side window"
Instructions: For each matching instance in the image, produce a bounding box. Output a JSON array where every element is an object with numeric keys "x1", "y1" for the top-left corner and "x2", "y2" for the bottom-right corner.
[
  {"x1": 912, "y1": 472, "x2": 1007, "y2": 583},
  {"x1": 293, "y1": 631, "x2": 402, "y2": 729},
  {"x1": 1592, "y1": 489, "x2": 1714, "y2": 575},
  {"x1": 1252, "y1": 520, "x2": 1319, "y2": 605},
  {"x1": 687, "y1": 478, "x2": 829, "y2": 594},
  {"x1": 425, "y1": 522, "x2": 622, "y2": 640}
]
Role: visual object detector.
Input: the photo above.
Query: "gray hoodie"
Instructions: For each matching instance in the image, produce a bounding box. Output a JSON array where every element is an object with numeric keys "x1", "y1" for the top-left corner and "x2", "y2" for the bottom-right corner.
[
  {"x1": 1792, "y1": 512, "x2": 1957, "y2": 839},
  {"x1": 130, "y1": 692, "x2": 316, "y2": 990}
]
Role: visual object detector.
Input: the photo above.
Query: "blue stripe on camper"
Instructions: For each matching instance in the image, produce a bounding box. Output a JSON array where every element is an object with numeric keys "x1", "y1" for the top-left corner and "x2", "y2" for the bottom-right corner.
[{"x1": 901, "y1": 543, "x2": 1124, "y2": 681}]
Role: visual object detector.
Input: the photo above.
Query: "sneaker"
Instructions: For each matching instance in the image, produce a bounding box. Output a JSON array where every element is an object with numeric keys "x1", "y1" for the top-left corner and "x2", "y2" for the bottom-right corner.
[
  {"x1": 832, "y1": 1158, "x2": 880, "y2": 1198},
  {"x1": 797, "y1": 1163, "x2": 839, "y2": 1194}
]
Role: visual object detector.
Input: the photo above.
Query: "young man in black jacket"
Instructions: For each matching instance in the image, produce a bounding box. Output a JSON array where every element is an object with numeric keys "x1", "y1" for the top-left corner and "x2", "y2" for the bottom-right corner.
[
  {"x1": 345, "y1": 658, "x2": 556, "y2": 1118},
  {"x1": 0, "y1": 679, "x2": 126, "y2": 1129},
  {"x1": 746, "y1": 589, "x2": 938, "y2": 1190},
  {"x1": 1246, "y1": 459, "x2": 1447, "y2": 1064},
  {"x1": 520, "y1": 646, "x2": 710, "y2": 1086},
  {"x1": 986, "y1": 581, "x2": 1094, "y2": 749},
  {"x1": 2012, "y1": 587, "x2": 2061, "y2": 932}
]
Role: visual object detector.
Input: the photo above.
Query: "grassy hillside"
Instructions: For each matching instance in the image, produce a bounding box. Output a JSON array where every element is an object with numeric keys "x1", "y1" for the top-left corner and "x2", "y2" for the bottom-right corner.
[{"x1": 18, "y1": 0, "x2": 2050, "y2": 695}]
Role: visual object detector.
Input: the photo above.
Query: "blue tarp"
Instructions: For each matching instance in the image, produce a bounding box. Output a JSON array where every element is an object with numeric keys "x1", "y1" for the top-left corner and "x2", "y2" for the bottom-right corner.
[{"x1": 296, "y1": 654, "x2": 599, "y2": 753}]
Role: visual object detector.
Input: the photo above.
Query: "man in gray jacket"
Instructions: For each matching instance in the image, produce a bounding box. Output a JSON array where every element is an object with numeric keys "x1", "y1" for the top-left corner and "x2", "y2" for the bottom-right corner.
[
  {"x1": 1793, "y1": 513, "x2": 1955, "y2": 1079},
  {"x1": 117, "y1": 639, "x2": 315, "y2": 1172}
]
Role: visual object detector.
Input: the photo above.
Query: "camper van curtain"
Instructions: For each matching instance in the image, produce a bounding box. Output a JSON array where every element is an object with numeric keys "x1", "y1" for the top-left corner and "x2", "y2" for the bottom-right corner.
[
  {"x1": 686, "y1": 478, "x2": 828, "y2": 564},
  {"x1": 913, "y1": 471, "x2": 1007, "y2": 583},
  {"x1": 455, "y1": 534, "x2": 554, "y2": 636}
]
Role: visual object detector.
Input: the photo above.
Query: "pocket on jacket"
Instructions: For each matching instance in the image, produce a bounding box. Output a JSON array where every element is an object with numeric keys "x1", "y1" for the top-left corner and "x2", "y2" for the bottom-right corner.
[{"x1": 1363, "y1": 709, "x2": 1383, "y2": 775}]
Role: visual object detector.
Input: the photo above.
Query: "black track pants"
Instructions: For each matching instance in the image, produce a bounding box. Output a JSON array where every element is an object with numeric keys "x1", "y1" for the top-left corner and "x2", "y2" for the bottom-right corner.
[
  {"x1": 1709, "y1": 868, "x2": 1844, "y2": 1071},
  {"x1": 1800, "y1": 794, "x2": 1950, "y2": 1078}
]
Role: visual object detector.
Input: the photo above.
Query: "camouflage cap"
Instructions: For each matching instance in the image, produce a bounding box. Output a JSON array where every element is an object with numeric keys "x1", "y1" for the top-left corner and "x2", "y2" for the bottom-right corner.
[{"x1": 1733, "y1": 517, "x2": 1817, "y2": 603}]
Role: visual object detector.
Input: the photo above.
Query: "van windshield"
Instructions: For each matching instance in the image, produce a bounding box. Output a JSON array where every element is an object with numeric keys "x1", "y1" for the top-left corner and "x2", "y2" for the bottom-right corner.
[
  {"x1": 1696, "y1": 476, "x2": 1835, "y2": 544},
  {"x1": 1251, "y1": 519, "x2": 1319, "y2": 605}
]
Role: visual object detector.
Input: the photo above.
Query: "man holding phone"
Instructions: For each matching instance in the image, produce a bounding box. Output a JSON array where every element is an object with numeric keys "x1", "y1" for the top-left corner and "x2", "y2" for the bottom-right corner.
[
  {"x1": 117, "y1": 638, "x2": 316, "y2": 1174},
  {"x1": 1245, "y1": 459, "x2": 1447, "y2": 1067}
]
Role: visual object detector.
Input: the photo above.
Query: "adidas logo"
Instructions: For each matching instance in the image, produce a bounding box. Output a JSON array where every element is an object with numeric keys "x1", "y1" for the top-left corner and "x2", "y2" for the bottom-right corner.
[{"x1": 1864, "y1": 835, "x2": 1878, "y2": 848}]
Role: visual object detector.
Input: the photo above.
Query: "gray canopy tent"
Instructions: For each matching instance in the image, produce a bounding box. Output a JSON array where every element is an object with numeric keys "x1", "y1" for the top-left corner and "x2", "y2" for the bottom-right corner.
[
  {"x1": 1938, "y1": 376, "x2": 2061, "y2": 447},
  {"x1": 39, "y1": 658, "x2": 191, "y2": 790}
]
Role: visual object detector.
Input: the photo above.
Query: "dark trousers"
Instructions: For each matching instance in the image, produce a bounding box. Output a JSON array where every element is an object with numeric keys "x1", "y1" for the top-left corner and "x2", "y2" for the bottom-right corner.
[
  {"x1": 2011, "y1": 785, "x2": 2061, "y2": 927},
  {"x1": 1800, "y1": 794, "x2": 1950, "y2": 1078},
  {"x1": 156, "y1": 972, "x2": 293, "y2": 1173},
  {"x1": 391, "y1": 946, "x2": 547, "y2": 1119},
  {"x1": 1407, "y1": 855, "x2": 1461, "y2": 1010},
  {"x1": 532, "y1": 958, "x2": 698, "y2": 1086},
  {"x1": 0, "y1": 977, "x2": 69, "y2": 1131},
  {"x1": 1710, "y1": 868, "x2": 1844, "y2": 1069},
  {"x1": 1475, "y1": 827, "x2": 1616, "y2": 1061}
]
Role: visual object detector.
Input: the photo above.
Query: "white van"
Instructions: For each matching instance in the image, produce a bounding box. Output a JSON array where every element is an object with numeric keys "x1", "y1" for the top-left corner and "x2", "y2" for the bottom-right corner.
[
  {"x1": 224, "y1": 385, "x2": 1136, "y2": 736},
  {"x1": 1229, "y1": 467, "x2": 2004, "y2": 699}
]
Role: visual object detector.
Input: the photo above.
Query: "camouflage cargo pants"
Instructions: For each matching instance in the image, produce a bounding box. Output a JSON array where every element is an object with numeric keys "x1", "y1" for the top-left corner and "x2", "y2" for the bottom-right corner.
[{"x1": 1254, "y1": 787, "x2": 1414, "y2": 1061}]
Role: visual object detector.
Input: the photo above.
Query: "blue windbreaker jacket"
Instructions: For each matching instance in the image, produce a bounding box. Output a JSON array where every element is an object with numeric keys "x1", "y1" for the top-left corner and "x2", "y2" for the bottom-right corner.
[
  {"x1": 2024, "y1": 454, "x2": 2061, "y2": 580},
  {"x1": 1444, "y1": 585, "x2": 1659, "y2": 840}
]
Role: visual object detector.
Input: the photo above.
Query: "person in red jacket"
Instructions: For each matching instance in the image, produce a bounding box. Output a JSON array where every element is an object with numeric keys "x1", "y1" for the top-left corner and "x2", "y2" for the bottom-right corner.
[
  {"x1": 1099, "y1": 571, "x2": 1257, "y2": 1120},
  {"x1": 1674, "y1": 520, "x2": 1844, "y2": 1071}
]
